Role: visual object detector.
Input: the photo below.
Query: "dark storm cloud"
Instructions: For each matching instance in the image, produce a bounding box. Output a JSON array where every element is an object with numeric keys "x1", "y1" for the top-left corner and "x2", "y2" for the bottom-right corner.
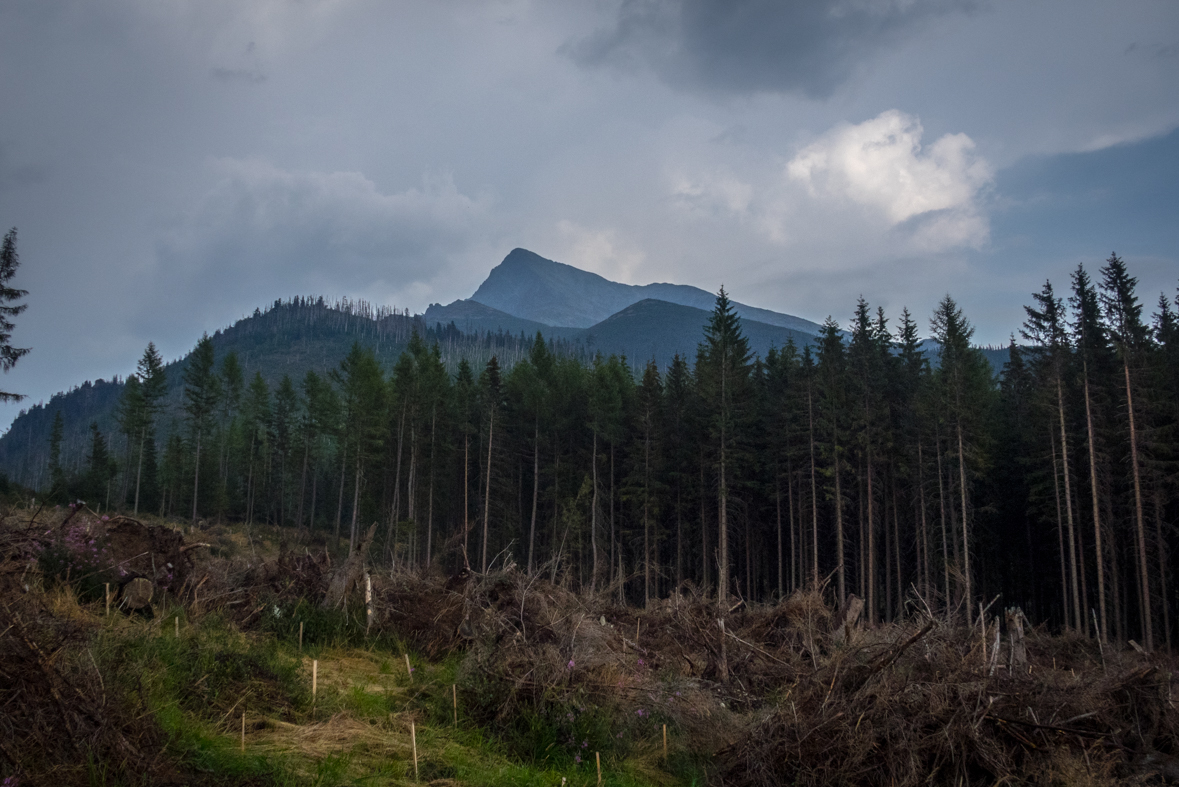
[{"x1": 566, "y1": 0, "x2": 977, "y2": 98}]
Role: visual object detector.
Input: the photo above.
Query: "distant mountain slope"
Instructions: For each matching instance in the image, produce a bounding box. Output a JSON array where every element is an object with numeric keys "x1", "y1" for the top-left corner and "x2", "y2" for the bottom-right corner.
[
  {"x1": 470, "y1": 248, "x2": 824, "y2": 334},
  {"x1": 0, "y1": 299, "x2": 543, "y2": 490},
  {"x1": 579, "y1": 299, "x2": 814, "y2": 367},
  {"x1": 422, "y1": 299, "x2": 580, "y2": 341}
]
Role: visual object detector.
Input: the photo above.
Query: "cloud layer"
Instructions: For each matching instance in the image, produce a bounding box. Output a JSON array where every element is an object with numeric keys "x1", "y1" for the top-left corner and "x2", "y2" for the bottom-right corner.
[{"x1": 567, "y1": 0, "x2": 975, "y2": 98}]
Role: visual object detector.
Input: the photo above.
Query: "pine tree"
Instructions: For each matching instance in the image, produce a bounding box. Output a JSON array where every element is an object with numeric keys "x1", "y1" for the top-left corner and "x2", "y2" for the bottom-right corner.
[
  {"x1": 478, "y1": 355, "x2": 504, "y2": 572},
  {"x1": 182, "y1": 334, "x2": 220, "y2": 527},
  {"x1": 132, "y1": 343, "x2": 167, "y2": 515},
  {"x1": 1100, "y1": 253, "x2": 1153, "y2": 649},
  {"x1": 0, "y1": 228, "x2": 29, "y2": 403},
  {"x1": 1022, "y1": 280, "x2": 1081, "y2": 629},
  {"x1": 930, "y1": 295, "x2": 993, "y2": 622},
  {"x1": 1071, "y1": 263, "x2": 1112, "y2": 642},
  {"x1": 331, "y1": 342, "x2": 385, "y2": 553}
]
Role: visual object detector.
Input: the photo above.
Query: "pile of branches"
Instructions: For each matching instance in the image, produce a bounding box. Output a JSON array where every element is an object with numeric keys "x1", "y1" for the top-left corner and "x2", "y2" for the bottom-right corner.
[{"x1": 0, "y1": 595, "x2": 180, "y2": 786}]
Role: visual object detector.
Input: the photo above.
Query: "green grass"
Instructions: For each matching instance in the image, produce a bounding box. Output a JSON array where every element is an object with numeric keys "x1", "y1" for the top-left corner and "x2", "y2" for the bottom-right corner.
[{"x1": 84, "y1": 597, "x2": 706, "y2": 786}]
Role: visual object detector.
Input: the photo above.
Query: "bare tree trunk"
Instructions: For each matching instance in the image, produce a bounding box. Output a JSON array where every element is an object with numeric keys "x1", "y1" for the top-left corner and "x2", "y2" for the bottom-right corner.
[
  {"x1": 936, "y1": 434, "x2": 950, "y2": 610},
  {"x1": 463, "y1": 435, "x2": 470, "y2": 563},
  {"x1": 528, "y1": 417, "x2": 539, "y2": 574},
  {"x1": 1082, "y1": 362, "x2": 1108, "y2": 641},
  {"x1": 134, "y1": 429, "x2": 145, "y2": 516},
  {"x1": 296, "y1": 438, "x2": 309, "y2": 532},
  {"x1": 334, "y1": 441, "x2": 346, "y2": 546},
  {"x1": 918, "y1": 441, "x2": 931, "y2": 601},
  {"x1": 957, "y1": 424, "x2": 972, "y2": 625},
  {"x1": 835, "y1": 428, "x2": 847, "y2": 608},
  {"x1": 808, "y1": 387, "x2": 819, "y2": 587},
  {"x1": 191, "y1": 431, "x2": 202, "y2": 528},
  {"x1": 1124, "y1": 360, "x2": 1152, "y2": 651},
  {"x1": 1057, "y1": 380, "x2": 1082, "y2": 630},
  {"x1": 482, "y1": 408, "x2": 494, "y2": 573},
  {"x1": 1051, "y1": 431, "x2": 1070, "y2": 629},
  {"x1": 426, "y1": 408, "x2": 436, "y2": 567},
  {"x1": 775, "y1": 471, "x2": 783, "y2": 598},
  {"x1": 591, "y1": 430, "x2": 599, "y2": 591},
  {"x1": 348, "y1": 447, "x2": 362, "y2": 555},
  {"x1": 387, "y1": 403, "x2": 407, "y2": 556}
]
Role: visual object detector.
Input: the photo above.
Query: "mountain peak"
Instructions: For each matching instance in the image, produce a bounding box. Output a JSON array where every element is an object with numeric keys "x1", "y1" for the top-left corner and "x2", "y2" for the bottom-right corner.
[{"x1": 468, "y1": 248, "x2": 824, "y2": 334}]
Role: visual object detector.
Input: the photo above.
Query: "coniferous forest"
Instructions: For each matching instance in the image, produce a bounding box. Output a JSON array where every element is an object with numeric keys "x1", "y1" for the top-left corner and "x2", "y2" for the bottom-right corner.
[{"x1": 20, "y1": 253, "x2": 1179, "y2": 649}]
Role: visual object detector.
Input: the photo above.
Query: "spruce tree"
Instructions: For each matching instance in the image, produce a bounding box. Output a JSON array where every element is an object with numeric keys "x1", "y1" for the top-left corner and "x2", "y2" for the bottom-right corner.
[
  {"x1": 1100, "y1": 253, "x2": 1153, "y2": 649},
  {"x1": 0, "y1": 228, "x2": 29, "y2": 403},
  {"x1": 182, "y1": 334, "x2": 220, "y2": 527},
  {"x1": 930, "y1": 295, "x2": 993, "y2": 622}
]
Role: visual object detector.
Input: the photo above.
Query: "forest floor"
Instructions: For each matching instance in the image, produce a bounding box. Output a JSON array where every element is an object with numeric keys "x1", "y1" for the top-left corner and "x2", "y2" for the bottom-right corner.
[{"x1": 2, "y1": 506, "x2": 1179, "y2": 787}]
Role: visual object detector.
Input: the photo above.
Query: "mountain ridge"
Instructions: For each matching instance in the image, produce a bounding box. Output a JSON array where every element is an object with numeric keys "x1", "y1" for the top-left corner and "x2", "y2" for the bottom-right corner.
[{"x1": 460, "y1": 248, "x2": 824, "y2": 334}]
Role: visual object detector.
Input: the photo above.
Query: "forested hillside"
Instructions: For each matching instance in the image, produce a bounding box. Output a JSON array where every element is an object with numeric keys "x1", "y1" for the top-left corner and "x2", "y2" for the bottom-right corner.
[{"x1": 6, "y1": 253, "x2": 1177, "y2": 650}]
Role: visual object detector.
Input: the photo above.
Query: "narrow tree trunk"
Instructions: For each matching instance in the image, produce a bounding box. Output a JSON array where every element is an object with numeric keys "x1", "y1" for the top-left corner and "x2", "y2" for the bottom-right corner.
[
  {"x1": 463, "y1": 435, "x2": 470, "y2": 563},
  {"x1": 808, "y1": 387, "x2": 819, "y2": 587},
  {"x1": 1082, "y1": 362, "x2": 1108, "y2": 641},
  {"x1": 191, "y1": 431, "x2": 202, "y2": 528},
  {"x1": 296, "y1": 438, "x2": 309, "y2": 532},
  {"x1": 1057, "y1": 379, "x2": 1082, "y2": 630},
  {"x1": 834, "y1": 427, "x2": 847, "y2": 608},
  {"x1": 1123, "y1": 359, "x2": 1152, "y2": 651},
  {"x1": 775, "y1": 471, "x2": 783, "y2": 598},
  {"x1": 134, "y1": 429, "x2": 145, "y2": 516},
  {"x1": 528, "y1": 417, "x2": 539, "y2": 574},
  {"x1": 334, "y1": 441, "x2": 346, "y2": 546},
  {"x1": 309, "y1": 459, "x2": 318, "y2": 533},
  {"x1": 957, "y1": 424, "x2": 972, "y2": 625},
  {"x1": 591, "y1": 430, "x2": 599, "y2": 590},
  {"x1": 426, "y1": 408, "x2": 437, "y2": 567},
  {"x1": 387, "y1": 403, "x2": 407, "y2": 558},
  {"x1": 918, "y1": 441, "x2": 931, "y2": 601},
  {"x1": 482, "y1": 408, "x2": 494, "y2": 573},
  {"x1": 1051, "y1": 431, "x2": 1070, "y2": 629},
  {"x1": 936, "y1": 435, "x2": 950, "y2": 609},
  {"x1": 349, "y1": 447, "x2": 362, "y2": 555}
]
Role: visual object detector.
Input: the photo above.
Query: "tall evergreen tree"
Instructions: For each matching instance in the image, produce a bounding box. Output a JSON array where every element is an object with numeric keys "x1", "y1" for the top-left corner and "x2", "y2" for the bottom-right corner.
[
  {"x1": 930, "y1": 295, "x2": 992, "y2": 622},
  {"x1": 1100, "y1": 253, "x2": 1153, "y2": 649},
  {"x1": 0, "y1": 228, "x2": 29, "y2": 403},
  {"x1": 182, "y1": 334, "x2": 220, "y2": 527}
]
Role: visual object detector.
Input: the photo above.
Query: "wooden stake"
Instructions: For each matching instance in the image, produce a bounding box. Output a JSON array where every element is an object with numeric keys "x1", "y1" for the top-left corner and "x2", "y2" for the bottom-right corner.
[
  {"x1": 175, "y1": 616, "x2": 180, "y2": 638},
  {"x1": 365, "y1": 572, "x2": 373, "y2": 634},
  {"x1": 411, "y1": 720, "x2": 419, "y2": 781},
  {"x1": 452, "y1": 684, "x2": 458, "y2": 726},
  {"x1": 104, "y1": 583, "x2": 110, "y2": 616},
  {"x1": 404, "y1": 653, "x2": 413, "y2": 683},
  {"x1": 298, "y1": 621, "x2": 304, "y2": 652},
  {"x1": 663, "y1": 723, "x2": 668, "y2": 762},
  {"x1": 241, "y1": 712, "x2": 245, "y2": 752},
  {"x1": 312, "y1": 659, "x2": 318, "y2": 704},
  {"x1": 596, "y1": 751, "x2": 602, "y2": 784}
]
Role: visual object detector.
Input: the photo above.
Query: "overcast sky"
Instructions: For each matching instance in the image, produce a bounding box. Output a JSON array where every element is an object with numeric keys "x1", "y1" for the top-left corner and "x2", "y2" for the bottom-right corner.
[{"x1": 1, "y1": 0, "x2": 1177, "y2": 430}]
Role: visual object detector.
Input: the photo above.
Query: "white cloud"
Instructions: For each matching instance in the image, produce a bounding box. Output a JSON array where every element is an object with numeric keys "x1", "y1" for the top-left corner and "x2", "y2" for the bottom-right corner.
[
  {"x1": 787, "y1": 110, "x2": 992, "y2": 249},
  {"x1": 554, "y1": 220, "x2": 647, "y2": 284}
]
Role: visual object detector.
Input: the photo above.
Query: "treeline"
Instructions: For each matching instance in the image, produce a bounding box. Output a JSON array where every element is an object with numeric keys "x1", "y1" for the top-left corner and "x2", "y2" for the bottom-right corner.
[{"x1": 37, "y1": 254, "x2": 1179, "y2": 648}]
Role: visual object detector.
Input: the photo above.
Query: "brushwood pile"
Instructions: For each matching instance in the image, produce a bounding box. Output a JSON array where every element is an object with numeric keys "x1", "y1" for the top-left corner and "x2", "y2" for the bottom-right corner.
[{"x1": 3, "y1": 507, "x2": 1179, "y2": 786}]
